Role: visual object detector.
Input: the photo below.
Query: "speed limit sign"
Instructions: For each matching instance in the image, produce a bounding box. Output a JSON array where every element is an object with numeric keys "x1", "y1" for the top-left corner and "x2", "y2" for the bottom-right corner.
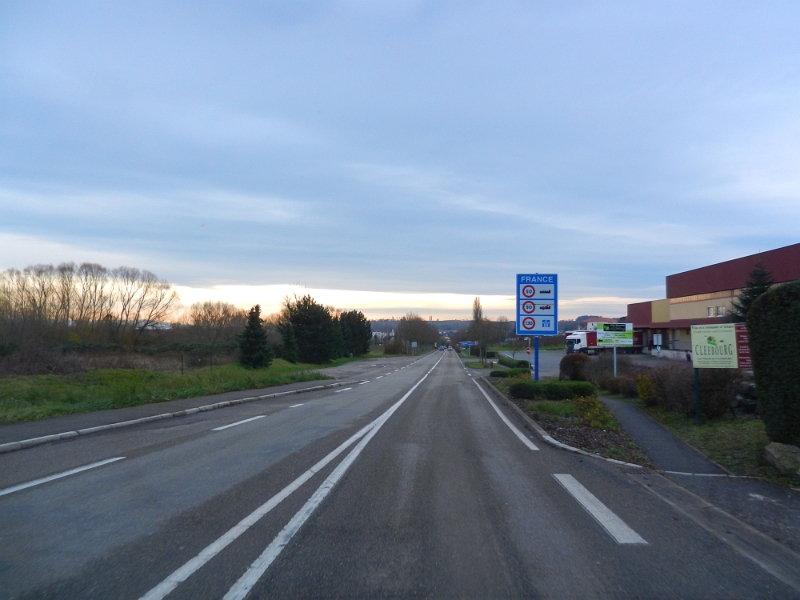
[{"x1": 522, "y1": 316, "x2": 535, "y2": 330}]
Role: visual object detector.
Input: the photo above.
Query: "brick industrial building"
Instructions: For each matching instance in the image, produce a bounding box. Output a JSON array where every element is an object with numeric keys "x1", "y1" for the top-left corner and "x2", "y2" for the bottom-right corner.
[{"x1": 627, "y1": 242, "x2": 800, "y2": 355}]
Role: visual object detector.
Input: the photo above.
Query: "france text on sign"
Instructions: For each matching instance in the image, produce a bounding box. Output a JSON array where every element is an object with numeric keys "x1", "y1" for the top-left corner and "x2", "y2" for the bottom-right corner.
[
  {"x1": 691, "y1": 324, "x2": 738, "y2": 369},
  {"x1": 516, "y1": 274, "x2": 558, "y2": 335},
  {"x1": 596, "y1": 322, "x2": 633, "y2": 346}
]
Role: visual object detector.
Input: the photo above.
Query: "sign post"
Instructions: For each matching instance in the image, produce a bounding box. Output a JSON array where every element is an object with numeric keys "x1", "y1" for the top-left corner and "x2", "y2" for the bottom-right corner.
[
  {"x1": 516, "y1": 274, "x2": 558, "y2": 381},
  {"x1": 596, "y1": 323, "x2": 633, "y2": 377}
]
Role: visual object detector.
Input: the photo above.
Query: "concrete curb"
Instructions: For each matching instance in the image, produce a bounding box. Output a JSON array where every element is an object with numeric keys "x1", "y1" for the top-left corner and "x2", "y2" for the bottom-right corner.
[
  {"x1": 0, "y1": 381, "x2": 355, "y2": 455},
  {"x1": 478, "y1": 376, "x2": 644, "y2": 469}
]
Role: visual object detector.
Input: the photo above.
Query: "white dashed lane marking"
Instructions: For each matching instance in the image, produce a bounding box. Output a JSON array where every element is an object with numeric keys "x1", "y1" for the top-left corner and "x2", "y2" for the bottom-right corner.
[
  {"x1": 0, "y1": 457, "x2": 126, "y2": 498},
  {"x1": 213, "y1": 416, "x2": 266, "y2": 431},
  {"x1": 553, "y1": 474, "x2": 647, "y2": 545}
]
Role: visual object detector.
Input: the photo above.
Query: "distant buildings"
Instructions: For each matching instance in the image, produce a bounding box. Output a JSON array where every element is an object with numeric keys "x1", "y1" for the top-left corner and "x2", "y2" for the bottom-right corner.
[{"x1": 627, "y1": 242, "x2": 800, "y2": 354}]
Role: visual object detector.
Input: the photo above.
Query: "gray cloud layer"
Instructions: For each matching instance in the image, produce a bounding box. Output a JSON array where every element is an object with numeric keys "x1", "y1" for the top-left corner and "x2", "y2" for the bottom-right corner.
[{"x1": 1, "y1": 1, "x2": 798, "y2": 306}]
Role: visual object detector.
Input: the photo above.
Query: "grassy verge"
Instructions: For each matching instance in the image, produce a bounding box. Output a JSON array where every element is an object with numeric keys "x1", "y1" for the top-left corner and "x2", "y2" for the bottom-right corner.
[
  {"x1": 464, "y1": 361, "x2": 493, "y2": 369},
  {"x1": 642, "y1": 407, "x2": 799, "y2": 486},
  {"x1": 0, "y1": 359, "x2": 331, "y2": 424}
]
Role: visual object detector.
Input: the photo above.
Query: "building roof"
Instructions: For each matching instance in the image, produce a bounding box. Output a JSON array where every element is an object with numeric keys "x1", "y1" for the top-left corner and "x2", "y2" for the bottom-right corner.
[{"x1": 666, "y1": 242, "x2": 800, "y2": 299}]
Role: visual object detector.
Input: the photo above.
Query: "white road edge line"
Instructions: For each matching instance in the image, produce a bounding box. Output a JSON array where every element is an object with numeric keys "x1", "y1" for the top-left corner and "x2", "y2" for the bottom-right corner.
[
  {"x1": 334, "y1": 388, "x2": 352, "y2": 393},
  {"x1": 212, "y1": 416, "x2": 266, "y2": 431},
  {"x1": 472, "y1": 380, "x2": 538, "y2": 451},
  {"x1": 222, "y1": 354, "x2": 445, "y2": 600},
  {"x1": 359, "y1": 381, "x2": 369, "y2": 385},
  {"x1": 553, "y1": 474, "x2": 647, "y2": 545},
  {"x1": 289, "y1": 404, "x2": 304, "y2": 408},
  {"x1": 376, "y1": 375, "x2": 383, "y2": 379},
  {"x1": 0, "y1": 457, "x2": 125, "y2": 498}
]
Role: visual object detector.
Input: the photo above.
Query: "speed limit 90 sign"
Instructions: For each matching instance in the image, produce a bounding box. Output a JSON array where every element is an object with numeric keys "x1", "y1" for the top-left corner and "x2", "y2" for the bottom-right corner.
[{"x1": 516, "y1": 273, "x2": 558, "y2": 335}]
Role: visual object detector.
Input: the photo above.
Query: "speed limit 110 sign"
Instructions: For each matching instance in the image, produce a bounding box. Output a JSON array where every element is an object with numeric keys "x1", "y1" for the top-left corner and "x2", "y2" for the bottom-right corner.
[{"x1": 516, "y1": 274, "x2": 558, "y2": 336}]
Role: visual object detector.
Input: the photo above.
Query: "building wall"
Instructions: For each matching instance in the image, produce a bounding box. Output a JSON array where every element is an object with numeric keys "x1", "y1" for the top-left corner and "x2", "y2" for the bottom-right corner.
[
  {"x1": 669, "y1": 297, "x2": 734, "y2": 321},
  {"x1": 652, "y1": 299, "x2": 670, "y2": 323}
]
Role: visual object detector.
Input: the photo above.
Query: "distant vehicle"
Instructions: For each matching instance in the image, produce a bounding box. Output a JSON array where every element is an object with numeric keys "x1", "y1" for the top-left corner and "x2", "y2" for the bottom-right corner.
[
  {"x1": 439, "y1": 345, "x2": 445, "y2": 351},
  {"x1": 447, "y1": 345, "x2": 453, "y2": 351},
  {"x1": 565, "y1": 329, "x2": 644, "y2": 355}
]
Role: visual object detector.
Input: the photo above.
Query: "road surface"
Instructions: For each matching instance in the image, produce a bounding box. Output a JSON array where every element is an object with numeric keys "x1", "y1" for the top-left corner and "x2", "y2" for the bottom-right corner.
[{"x1": 1, "y1": 351, "x2": 797, "y2": 599}]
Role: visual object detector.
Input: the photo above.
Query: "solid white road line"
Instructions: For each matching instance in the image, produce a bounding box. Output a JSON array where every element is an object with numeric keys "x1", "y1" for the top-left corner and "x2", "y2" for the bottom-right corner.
[
  {"x1": 289, "y1": 404, "x2": 304, "y2": 408},
  {"x1": 553, "y1": 474, "x2": 647, "y2": 545},
  {"x1": 334, "y1": 388, "x2": 352, "y2": 393},
  {"x1": 0, "y1": 457, "x2": 125, "y2": 498},
  {"x1": 212, "y1": 416, "x2": 266, "y2": 431},
  {"x1": 222, "y1": 354, "x2": 445, "y2": 600},
  {"x1": 472, "y1": 380, "x2": 538, "y2": 451},
  {"x1": 139, "y1": 424, "x2": 376, "y2": 600}
]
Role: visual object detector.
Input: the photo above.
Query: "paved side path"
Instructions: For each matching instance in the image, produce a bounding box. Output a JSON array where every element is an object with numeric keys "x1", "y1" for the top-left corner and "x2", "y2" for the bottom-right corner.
[
  {"x1": 600, "y1": 396, "x2": 800, "y2": 555},
  {"x1": 599, "y1": 396, "x2": 726, "y2": 474}
]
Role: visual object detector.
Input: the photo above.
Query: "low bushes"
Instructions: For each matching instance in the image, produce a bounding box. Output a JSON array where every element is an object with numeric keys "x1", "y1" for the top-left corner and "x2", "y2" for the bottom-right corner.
[
  {"x1": 499, "y1": 355, "x2": 530, "y2": 369},
  {"x1": 636, "y1": 366, "x2": 741, "y2": 419},
  {"x1": 574, "y1": 395, "x2": 617, "y2": 430},
  {"x1": 490, "y1": 368, "x2": 530, "y2": 378},
  {"x1": 597, "y1": 375, "x2": 638, "y2": 398},
  {"x1": 509, "y1": 380, "x2": 596, "y2": 400},
  {"x1": 559, "y1": 353, "x2": 590, "y2": 381}
]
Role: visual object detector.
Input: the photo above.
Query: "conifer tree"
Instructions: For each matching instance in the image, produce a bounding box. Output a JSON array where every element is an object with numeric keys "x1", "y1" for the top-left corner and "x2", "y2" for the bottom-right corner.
[
  {"x1": 238, "y1": 305, "x2": 272, "y2": 369},
  {"x1": 730, "y1": 260, "x2": 775, "y2": 323},
  {"x1": 278, "y1": 320, "x2": 299, "y2": 363}
]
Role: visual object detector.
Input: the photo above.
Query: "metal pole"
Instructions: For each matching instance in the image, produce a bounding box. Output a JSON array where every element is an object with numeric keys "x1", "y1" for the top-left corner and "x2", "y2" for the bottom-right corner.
[
  {"x1": 613, "y1": 345, "x2": 617, "y2": 377},
  {"x1": 534, "y1": 336, "x2": 540, "y2": 381},
  {"x1": 694, "y1": 368, "x2": 701, "y2": 425}
]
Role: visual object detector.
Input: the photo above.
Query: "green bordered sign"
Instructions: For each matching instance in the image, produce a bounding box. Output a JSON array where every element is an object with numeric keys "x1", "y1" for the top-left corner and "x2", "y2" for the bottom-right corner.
[
  {"x1": 691, "y1": 324, "x2": 738, "y2": 368},
  {"x1": 596, "y1": 322, "x2": 633, "y2": 346}
]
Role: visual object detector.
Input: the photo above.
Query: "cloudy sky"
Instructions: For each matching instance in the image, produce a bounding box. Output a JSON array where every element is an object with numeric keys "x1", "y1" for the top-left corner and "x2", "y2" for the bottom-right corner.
[{"x1": 2, "y1": 1, "x2": 799, "y2": 319}]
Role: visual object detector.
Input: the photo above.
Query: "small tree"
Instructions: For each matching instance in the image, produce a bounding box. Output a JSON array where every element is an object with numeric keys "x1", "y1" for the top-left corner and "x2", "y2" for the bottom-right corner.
[
  {"x1": 730, "y1": 260, "x2": 774, "y2": 323},
  {"x1": 238, "y1": 305, "x2": 272, "y2": 369},
  {"x1": 747, "y1": 280, "x2": 800, "y2": 445}
]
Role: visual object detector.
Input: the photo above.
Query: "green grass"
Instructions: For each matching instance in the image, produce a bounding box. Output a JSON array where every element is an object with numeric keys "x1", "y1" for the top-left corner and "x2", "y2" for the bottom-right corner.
[
  {"x1": 643, "y1": 407, "x2": 799, "y2": 487},
  {"x1": 0, "y1": 359, "x2": 331, "y2": 424},
  {"x1": 528, "y1": 400, "x2": 579, "y2": 419}
]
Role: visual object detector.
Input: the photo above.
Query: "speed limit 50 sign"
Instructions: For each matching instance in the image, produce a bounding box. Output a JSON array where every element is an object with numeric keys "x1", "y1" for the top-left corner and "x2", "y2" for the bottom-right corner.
[{"x1": 516, "y1": 274, "x2": 558, "y2": 335}]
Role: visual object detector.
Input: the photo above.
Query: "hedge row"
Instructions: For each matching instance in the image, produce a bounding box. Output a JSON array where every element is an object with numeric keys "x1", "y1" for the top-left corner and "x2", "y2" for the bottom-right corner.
[
  {"x1": 509, "y1": 380, "x2": 596, "y2": 400},
  {"x1": 489, "y1": 368, "x2": 530, "y2": 378},
  {"x1": 748, "y1": 280, "x2": 800, "y2": 445},
  {"x1": 499, "y1": 355, "x2": 530, "y2": 369}
]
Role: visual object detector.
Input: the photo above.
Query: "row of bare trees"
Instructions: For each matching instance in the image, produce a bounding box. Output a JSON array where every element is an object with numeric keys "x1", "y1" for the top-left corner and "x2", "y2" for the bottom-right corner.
[{"x1": 0, "y1": 262, "x2": 179, "y2": 346}]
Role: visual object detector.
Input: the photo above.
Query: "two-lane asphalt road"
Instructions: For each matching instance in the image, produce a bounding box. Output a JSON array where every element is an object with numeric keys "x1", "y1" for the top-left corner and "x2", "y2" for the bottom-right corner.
[{"x1": 1, "y1": 352, "x2": 797, "y2": 599}]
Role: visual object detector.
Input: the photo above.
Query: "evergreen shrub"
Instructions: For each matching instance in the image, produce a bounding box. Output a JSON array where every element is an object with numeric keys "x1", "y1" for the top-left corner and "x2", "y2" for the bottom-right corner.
[
  {"x1": 559, "y1": 353, "x2": 590, "y2": 380},
  {"x1": 747, "y1": 280, "x2": 800, "y2": 445}
]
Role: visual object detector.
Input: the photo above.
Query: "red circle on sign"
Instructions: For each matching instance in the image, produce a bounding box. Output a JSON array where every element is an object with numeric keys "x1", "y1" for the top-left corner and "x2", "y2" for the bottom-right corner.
[
  {"x1": 525, "y1": 347, "x2": 531, "y2": 355},
  {"x1": 522, "y1": 301, "x2": 535, "y2": 314},
  {"x1": 522, "y1": 317, "x2": 535, "y2": 330},
  {"x1": 522, "y1": 285, "x2": 535, "y2": 298}
]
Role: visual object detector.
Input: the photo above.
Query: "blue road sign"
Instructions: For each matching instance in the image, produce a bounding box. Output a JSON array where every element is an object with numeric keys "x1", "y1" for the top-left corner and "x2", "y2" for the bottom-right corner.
[{"x1": 516, "y1": 274, "x2": 558, "y2": 335}]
